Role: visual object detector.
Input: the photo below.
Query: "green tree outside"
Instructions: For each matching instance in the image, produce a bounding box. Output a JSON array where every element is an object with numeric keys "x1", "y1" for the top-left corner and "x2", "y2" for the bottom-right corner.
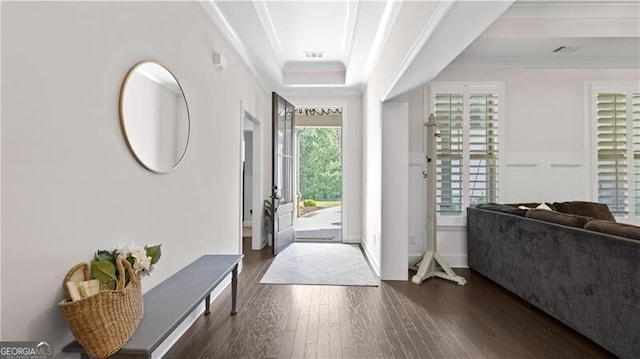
[{"x1": 299, "y1": 127, "x2": 342, "y2": 201}]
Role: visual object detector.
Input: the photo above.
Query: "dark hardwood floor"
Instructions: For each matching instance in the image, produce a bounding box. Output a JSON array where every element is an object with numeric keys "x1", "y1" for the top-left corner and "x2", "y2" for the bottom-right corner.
[{"x1": 166, "y1": 238, "x2": 613, "y2": 358}]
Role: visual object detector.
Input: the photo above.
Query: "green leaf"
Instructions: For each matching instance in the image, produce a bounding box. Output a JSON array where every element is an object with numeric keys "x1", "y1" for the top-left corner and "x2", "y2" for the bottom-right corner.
[
  {"x1": 146, "y1": 245, "x2": 162, "y2": 265},
  {"x1": 95, "y1": 250, "x2": 114, "y2": 262},
  {"x1": 91, "y1": 259, "x2": 117, "y2": 282}
]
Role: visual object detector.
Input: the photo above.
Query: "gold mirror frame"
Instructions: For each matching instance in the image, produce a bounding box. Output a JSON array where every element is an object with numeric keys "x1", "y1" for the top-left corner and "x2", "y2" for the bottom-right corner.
[{"x1": 119, "y1": 61, "x2": 191, "y2": 173}]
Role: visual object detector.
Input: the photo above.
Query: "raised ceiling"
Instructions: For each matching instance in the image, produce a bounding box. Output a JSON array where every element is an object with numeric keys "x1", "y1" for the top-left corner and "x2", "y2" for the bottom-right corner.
[
  {"x1": 452, "y1": 1, "x2": 640, "y2": 69},
  {"x1": 203, "y1": 0, "x2": 397, "y2": 94},
  {"x1": 202, "y1": 1, "x2": 640, "y2": 97}
]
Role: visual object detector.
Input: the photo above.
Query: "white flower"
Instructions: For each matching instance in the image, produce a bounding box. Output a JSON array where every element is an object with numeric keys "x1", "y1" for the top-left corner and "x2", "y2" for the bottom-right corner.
[
  {"x1": 114, "y1": 242, "x2": 153, "y2": 273},
  {"x1": 116, "y1": 242, "x2": 141, "y2": 257},
  {"x1": 131, "y1": 248, "x2": 152, "y2": 273}
]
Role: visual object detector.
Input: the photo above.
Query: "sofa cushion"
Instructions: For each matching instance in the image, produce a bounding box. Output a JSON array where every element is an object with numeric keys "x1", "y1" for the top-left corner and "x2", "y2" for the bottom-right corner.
[
  {"x1": 584, "y1": 220, "x2": 640, "y2": 241},
  {"x1": 525, "y1": 209, "x2": 593, "y2": 228},
  {"x1": 476, "y1": 203, "x2": 527, "y2": 217},
  {"x1": 552, "y1": 201, "x2": 615, "y2": 222}
]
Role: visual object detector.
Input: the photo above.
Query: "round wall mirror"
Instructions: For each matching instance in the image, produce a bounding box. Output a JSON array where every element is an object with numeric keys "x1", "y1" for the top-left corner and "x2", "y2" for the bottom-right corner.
[{"x1": 119, "y1": 61, "x2": 190, "y2": 173}]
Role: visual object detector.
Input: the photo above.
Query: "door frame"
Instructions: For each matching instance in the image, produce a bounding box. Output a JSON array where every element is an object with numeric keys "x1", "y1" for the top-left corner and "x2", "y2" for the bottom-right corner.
[
  {"x1": 292, "y1": 100, "x2": 349, "y2": 244},
  {"x1": 240, "y1": 101, "x2": 264, "y2": 251}
]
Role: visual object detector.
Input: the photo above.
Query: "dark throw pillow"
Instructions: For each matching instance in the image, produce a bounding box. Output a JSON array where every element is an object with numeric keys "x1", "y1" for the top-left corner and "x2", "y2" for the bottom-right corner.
[
  {"x1": 552, "y1": 201, "x2": 616, "y2": 222},
  {"x1": 525, "y1": 209, "x2": 593, "y2": 228},
  {"x1": 584, "y1": 220, "x2": 640, "y2": 241},
  {"x1": 476, "y1": 203, "x2": 527, "y2": 217}
]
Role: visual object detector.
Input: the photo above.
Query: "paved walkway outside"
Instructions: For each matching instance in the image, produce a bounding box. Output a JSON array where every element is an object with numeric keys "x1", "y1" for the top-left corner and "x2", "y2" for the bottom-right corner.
[{"x1": 295, "y1": 206, "x2": 342, "y2": 241}]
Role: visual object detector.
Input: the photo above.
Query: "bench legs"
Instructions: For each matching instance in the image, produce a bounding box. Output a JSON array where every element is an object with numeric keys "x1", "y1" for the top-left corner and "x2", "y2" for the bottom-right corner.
[
  {"x1": 205, "y1": 294, "x2": 211, "y2": 315},
  {"x1": 231, "y1": 265, "x2": 238, "y2": 315},
  {"x1": 203, "y1": 264, "x2": 239, "y2": 316}
]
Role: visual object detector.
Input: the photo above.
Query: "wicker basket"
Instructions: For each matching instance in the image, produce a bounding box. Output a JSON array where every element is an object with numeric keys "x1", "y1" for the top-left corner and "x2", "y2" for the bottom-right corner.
[{"x1": 59, "y1": 257, "x2": 143, "y2": 359}]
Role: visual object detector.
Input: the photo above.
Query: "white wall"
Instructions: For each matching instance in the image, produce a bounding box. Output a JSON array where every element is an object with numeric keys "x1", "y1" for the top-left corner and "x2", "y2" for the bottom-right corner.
[
  {"x1": 422, "y1": 67, "x2": 640, "y2": 266},
  {"x1": 1, "y1": 1, "x2": 268, "y2": 354},
  {"x1": 408, "y1": 88, "x2": 427, "y2": 264},
  {"x1": 381, "y1": 102, "x2": 409, "y2": 280},
  {"x1": 284, "y1": 94, "x2": 363, "y2": 242},
  {"x1": 362, "y1": 1, "x2": 440, "y2": 277}
]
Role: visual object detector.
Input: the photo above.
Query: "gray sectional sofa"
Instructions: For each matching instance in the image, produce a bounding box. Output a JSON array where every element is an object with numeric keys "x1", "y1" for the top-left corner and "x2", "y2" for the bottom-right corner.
[{"x1": 467, "y1": 202, "x2": 640, "y2": 359}]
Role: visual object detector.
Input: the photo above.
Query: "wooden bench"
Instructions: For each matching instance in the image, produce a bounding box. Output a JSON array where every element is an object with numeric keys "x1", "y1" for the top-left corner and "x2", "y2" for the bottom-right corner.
[{"x1": 63, "y1": 254, "x2": 243, "y2": 359}]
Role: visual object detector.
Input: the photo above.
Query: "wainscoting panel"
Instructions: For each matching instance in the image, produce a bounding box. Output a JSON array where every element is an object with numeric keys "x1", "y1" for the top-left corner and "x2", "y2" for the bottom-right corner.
[
  {"x1": 409, "y1": 226, "x2": 467, "y2": 268},
  {"x1": 503, "y1": 153, "x2": 589, "y2": 203},
  {"x1": 503, "y1": 164, "x2": 541, "y2": 203},
  {"x1": 544, "y1": 165, "x2": 588, "y2": 201},
  {"x1": 436, "y1": 226, "x2": 468, "y2": 267}
]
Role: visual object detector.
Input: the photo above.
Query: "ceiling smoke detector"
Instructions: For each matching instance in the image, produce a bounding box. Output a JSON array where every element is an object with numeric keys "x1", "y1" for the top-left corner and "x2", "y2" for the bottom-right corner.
[
  {"x1": 552, "y1": 46, "x2": 580, "y2": 53},
  {"x1": 304, "y1": 51, "x2": 324, "y2": 59}
]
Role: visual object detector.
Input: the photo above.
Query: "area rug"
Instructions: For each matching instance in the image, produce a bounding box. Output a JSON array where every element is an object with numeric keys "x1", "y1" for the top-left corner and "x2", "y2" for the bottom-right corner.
[{"x1": 259, "y1": 242, "x2": 378, "y2": 286}]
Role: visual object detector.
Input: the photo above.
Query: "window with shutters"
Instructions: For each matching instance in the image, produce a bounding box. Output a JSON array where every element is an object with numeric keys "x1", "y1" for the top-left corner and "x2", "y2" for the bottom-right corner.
[
  {"x1": 430, "y1": 83, "x2": 502, "y2": 218},
  {"x1": 592, "y1": 84, "x2": 640, "y2": 219}
]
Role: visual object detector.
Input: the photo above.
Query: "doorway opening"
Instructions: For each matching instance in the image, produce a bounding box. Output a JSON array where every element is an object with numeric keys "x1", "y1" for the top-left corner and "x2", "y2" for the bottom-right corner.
[
  {"x1": 241, "y1": 108, "x2": 264, "y2": 252},
  {"x1": 294, "y1": 107, "x2": 343, "y2": 242}
]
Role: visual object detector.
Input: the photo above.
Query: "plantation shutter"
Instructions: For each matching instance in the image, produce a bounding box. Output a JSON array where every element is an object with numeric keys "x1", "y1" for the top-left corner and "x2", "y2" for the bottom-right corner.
[
  {"x1": 633, "y1": 93, "x2": 640, "y2": 215},
  {"x1": 469, "y1": 94, "x2": 499, "y2": 205},
  {"x1": 435, "y1": 94, "x2": 464, "y2": 215},
  {"x1": 596, "y1": 93, "x2": 629, "y2": 216},
  {"x1": 432, "y1": 85, "x2": 501, "y2": 216}
]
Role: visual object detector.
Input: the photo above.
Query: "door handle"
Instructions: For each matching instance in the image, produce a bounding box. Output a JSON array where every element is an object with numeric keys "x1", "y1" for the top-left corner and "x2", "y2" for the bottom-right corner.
[{"x1": 271, "y1": 187, "x2": 281, "y2": 210}]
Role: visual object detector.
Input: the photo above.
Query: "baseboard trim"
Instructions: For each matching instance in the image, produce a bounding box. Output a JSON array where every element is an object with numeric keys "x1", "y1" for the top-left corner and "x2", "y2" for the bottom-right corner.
[
  {"x1": 361, "y1": 241, "x2": 381, "y2": 278},
  {"x1": 408, "y1": 253, "x2": 422, "y2": 266},
  {"x1": 243, "y1": 220, "x2": 252, "y2": 227},
  {"x1": 343, "y1": 235, "x2": 362, "y2": 244}
]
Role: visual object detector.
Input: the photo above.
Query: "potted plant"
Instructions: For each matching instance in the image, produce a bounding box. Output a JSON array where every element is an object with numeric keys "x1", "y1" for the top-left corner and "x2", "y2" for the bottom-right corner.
[{"x1": 264, "y1": 199, "x2": 274, "y2": 246}]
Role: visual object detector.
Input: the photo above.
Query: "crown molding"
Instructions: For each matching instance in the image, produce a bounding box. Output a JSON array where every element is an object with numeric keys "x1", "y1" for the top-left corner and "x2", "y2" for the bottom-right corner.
[
  {"x1": 363, "y1": 0, "x2": 403, "y2": 81},
  {"x1": 200, "y1": 1, "x2": 274, "y2": 92},
  {"x1": 342, "y1": 0, "x2": 360, "y2": 66},
  {"x1": 253, "y1": 0, "x2": 285, "y2": 67},
  {"x1": 380, "y1": 1, "x2": 455, "y2": 101}
]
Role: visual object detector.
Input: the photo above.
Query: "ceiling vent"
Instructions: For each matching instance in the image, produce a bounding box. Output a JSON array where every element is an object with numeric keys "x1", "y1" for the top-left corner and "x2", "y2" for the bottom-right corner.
[
  {"x1": 304, "y1": 51, "x2": 324, "y2": 59},
  {"x1": 552, "y1": 46, "x2": 580, "y2": 53}
]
